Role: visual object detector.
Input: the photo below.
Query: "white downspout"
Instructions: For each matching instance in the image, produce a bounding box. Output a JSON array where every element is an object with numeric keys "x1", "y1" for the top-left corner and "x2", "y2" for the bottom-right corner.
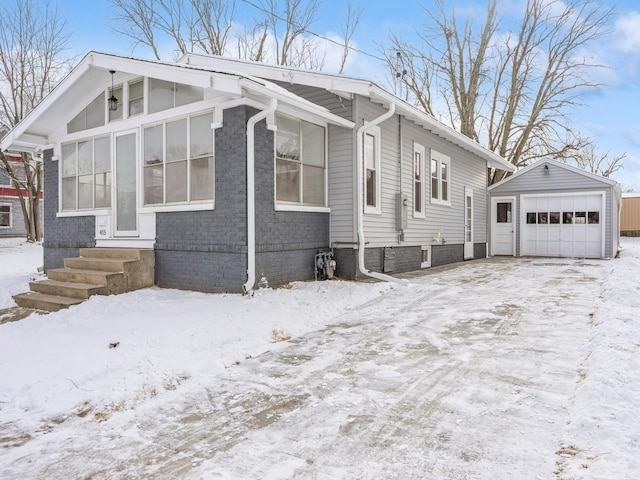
[
  {"x1": 243, "y1": 99, "x2": 277, "y2": 294},
  {"x1": 356, "y1": 102, "x2": 408, "y2": 285}
]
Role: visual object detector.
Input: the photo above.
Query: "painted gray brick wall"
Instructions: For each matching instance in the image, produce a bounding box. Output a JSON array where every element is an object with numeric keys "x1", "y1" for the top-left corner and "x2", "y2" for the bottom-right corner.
[
  {"x1": 155, "y1": 106, "x2": 248, "y2": 292},
  {"x1": 432, "y1": 244, "x2": 464, "y2": 267},
  {"x1": 474, "y1": 243, "x2": 487, "y2": 260},
  {"x1": 155, "y1": 105, "x2": 332, "y2": 292},
  {"x1": 42, "y1": 148, "x2": 95, "y2": 271},
  {"x1": 253, "y1": 109, "x2": 330, "y2": 286}
]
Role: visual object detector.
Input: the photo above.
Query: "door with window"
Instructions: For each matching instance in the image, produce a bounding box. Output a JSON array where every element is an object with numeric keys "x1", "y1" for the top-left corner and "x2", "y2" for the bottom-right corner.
[
  {"x1": 491, "y1": 197, "x2": 515, "y2": 255},
  {"x1": 114, "y1": 130, "x2": 138, "y2": 236},
  {"x1": 464, "y1": 187, "x2": 474, "y2": 260}
]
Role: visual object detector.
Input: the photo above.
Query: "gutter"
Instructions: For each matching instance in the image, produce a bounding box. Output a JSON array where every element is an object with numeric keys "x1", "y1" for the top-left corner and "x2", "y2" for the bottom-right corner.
[
  {"x1": 355, "y1": 102, "x2": 408, "y2": 285},
  {"x1": 242, "y1": 99, "x2": 277, "y2": 294}
]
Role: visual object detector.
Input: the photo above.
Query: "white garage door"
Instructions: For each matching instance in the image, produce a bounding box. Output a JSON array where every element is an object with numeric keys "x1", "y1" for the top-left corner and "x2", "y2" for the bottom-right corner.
[{"x1": 521, "y1": 194, "x2": 604, "y2": 258}]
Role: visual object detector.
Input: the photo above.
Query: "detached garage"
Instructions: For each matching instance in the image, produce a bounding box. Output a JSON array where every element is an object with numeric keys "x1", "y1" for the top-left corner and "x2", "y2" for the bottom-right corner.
[{"x1": 489, "y1": 160, "x2": 621, "y2": 259}]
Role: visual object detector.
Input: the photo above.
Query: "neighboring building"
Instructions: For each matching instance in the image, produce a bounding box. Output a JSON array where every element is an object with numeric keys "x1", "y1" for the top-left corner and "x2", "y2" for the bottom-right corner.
[
  {"x1": 1, "y1": 51, "x2": 515, "y2": 293},
  {"x1": 488, "y1": 160, "x2": 621, "y2": 259},
  {"x1": 0, "y1": 153, "x2": 42, "y2": 237},
  {"x1": 621, "y1": 193, "x2": 640, "y2": 236}
]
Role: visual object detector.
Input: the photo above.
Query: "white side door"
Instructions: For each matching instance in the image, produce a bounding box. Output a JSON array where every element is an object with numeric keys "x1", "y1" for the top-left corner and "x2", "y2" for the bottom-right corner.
[{"x1": 491, "y1": 197, "x2": 515, "y2": 256}]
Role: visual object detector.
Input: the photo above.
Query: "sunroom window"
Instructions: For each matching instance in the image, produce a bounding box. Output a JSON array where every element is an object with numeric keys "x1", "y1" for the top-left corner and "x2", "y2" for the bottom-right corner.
[
  {"x1": 148, "y1": 78, "x2": 204, "y2": 114},
  {"x1": 143, "y1": 111, "x2": 214, "y2": 205},
  {"x1": 275, "y1": 115, "x2": 326, "y2": 207},
  {"x1": 61, "y1": 136, "x2": 112, "y2": 211},
  {"x1": 67, "y1": 93, "x2": 105, "y2": 134}
]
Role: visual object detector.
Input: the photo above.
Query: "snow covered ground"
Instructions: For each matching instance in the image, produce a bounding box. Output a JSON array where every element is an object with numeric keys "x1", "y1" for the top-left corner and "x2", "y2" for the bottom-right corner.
[{"x1": 0, "y1": 237, "x2": 638, "y2": 479}]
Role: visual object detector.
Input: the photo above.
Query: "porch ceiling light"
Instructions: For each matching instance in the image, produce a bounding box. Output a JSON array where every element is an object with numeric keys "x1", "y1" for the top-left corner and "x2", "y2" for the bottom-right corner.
[{"x1": 108, "y1": 70, "x2": 118, "y2": 111}]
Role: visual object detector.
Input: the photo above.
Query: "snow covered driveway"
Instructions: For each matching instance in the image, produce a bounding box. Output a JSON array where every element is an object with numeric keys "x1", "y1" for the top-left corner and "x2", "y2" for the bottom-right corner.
[{"x1": 1, "y1": 239, "x2": 639, "y2": 479}]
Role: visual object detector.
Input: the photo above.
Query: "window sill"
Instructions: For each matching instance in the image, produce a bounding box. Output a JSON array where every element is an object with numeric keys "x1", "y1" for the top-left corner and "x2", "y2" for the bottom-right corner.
[
  {"x1": 364, "y1": 206, "x2": 382, "y2": 215},
  {"x1": 139, "y1": 202, "x2": 215, "y2": 213},
  {"x1": 57, "y1": 209, "x2": 111, "y2": 217},
  {"x1": 275, "y1": 204, "x2": 330, "y2": 213},
  {"x1": 430, "y1": 199, "x2": 451, "y2": 207}
]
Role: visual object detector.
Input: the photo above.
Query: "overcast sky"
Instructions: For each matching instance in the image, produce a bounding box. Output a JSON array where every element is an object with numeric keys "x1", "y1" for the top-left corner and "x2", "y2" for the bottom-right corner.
[{"x1": 57, "y1": 0, "x2": 640, "y2": 191}]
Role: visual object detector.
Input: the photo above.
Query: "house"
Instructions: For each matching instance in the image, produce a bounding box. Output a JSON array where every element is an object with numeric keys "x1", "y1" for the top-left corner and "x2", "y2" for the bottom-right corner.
[
  {"x1": 488, "y1": 160, "x2": 621, "y2": 259},
  {"x1": 0, "y1": 152, "x2": 42, "y2": 237},
  {"x1": 620, "y1": 193, "x2": 640, "y2": 236},
  {"x1": 1, "y1": 51, "x2": 515, "y2": 302}
]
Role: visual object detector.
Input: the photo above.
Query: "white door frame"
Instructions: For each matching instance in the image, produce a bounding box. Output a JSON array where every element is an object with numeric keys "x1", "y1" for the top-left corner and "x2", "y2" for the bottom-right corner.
[
  {"x1": 464, "y1": 187, "x2": 474, "y2": 260},
  {"x1": 491, "y1": 196, "x2": 516, "y2": 256}
]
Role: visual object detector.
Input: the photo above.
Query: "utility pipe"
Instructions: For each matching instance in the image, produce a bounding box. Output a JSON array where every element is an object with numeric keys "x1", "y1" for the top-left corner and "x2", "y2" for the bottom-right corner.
[
  {"x1": 355, "y1": 102, "x2": 409, "y2": 285},
  {"x1": 243, "y1": 99, "x2": 277, "y2": 294}
]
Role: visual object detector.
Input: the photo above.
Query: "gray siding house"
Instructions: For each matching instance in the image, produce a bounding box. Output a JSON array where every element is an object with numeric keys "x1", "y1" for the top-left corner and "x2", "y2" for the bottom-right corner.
[
  {"x1": 1, "y1": 52, "x2": 515, "y2": 295},
  {"x1": 488, "y1": 160, "x2": 621, "y2": 259}
]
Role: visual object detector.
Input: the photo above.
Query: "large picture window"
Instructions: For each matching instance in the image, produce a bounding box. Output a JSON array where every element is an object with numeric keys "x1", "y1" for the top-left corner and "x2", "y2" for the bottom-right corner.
[
  {"x1": 431, "y1": 150, "x2": 451, "y2": 205},
  {"x1": 275, "y1": 115, "x2": 326, "y2": 207},
  {"x1": 61, "y1": 136, "x2": 112, "y2": 211},
  {"x1": 143, "y1": 111, "x2": 214, "y2": 205}
]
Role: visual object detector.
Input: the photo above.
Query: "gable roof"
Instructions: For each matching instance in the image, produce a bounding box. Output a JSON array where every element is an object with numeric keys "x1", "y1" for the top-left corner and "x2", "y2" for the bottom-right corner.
[
  {"x1": 488, "y1": 159, "x2": 618, "y2": 191},
  {"x1": 180, "y1": 54, "x2": 516, "y2": 172},
  {"x1": 1, "y1": 52, "x2": 354, "y2": 153}
]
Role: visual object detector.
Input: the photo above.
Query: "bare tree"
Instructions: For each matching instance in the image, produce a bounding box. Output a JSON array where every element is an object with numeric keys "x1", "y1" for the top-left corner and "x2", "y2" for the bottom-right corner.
[
  {"x1": 110, "y1": 0, "x2": 361, "y2": 71},
  {"x1": 0, "y1": 0, "x2": 72, "y2": 242},
  {"x1": 110, "y1": 0, "x2": 236, "y2": 60},
  {"x1": 388, "y1": 0, "x2": 615, "y2": 182},
  {"x1": 571, "y1": 145, "x2": 625, "y2": 178},
  {"x1": 337, "y1": 1, "x2": 363, "y2": 74}
]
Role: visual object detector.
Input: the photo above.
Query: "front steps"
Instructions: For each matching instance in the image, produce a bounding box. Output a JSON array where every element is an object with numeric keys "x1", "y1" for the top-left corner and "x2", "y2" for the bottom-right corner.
[{"x1": 13, "y1": 248, "x2": 155, "y2": 312}]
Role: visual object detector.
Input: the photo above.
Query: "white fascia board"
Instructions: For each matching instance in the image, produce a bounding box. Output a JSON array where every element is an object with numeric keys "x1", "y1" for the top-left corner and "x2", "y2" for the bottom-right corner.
[
  {"x1": 490, "y1": 159, "x2": 618, "y2": 190},
  {"x1": 89, "y1": 53, "x2": 241, "y2": 93},
  {"x1": 181, "y1": 53, "x2": 371, "y2": 97},
  {"x1": 369, "y1": 87, "x2": 515, "y2": 173},
  {"x1": 1, "y1": 53, "x2": 95, "y2": 152}
]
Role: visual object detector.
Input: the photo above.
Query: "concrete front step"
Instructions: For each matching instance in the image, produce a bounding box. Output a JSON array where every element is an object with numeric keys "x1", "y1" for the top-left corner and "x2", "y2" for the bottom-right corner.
[
  {"x1": 47, "y1": 268, "x2": 126, "y2": 295},
  {"x1": 12, "y1": 292, "x2": 84, "y2": 312},
  {"x1": 64, "y1": 257, "x2": 138, "y2": 273},
  {"x1": 29, "y1": 279, "x2": 109, "y2": 299},
  {"x1": 12, "y1": 247, "x2": 155, "y2": 313},
  {"x1": 79, "y1": 247, "x2": 153, "y2": 261}
]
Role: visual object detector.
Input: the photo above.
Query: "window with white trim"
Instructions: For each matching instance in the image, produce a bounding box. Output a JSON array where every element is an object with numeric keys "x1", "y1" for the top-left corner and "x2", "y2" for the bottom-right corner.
[
  {"x1": 67, "y1": 93, "x2": 106, "y2": 134},
  {"x1": 143, "y1": 111, "x2": 214, "y2": 205},
  {"x1": 0, "y1": 204, "x2": 10, "y2": 227},
  {"x1": 275, "y1": 114, "x2": 326, "y2": 207},
  {"x1": 430, "y1": 150, "x2": 451, "y2": 205},
  {"x1": 414, "y1": 143, "x2": 425, "y2": 217},
  {"x1": 148, "y1": 78, "x2": 204, "y2": 114},
  {"x1": 364, "y1": 126, "x2": 381, "y2": 213},
  {"x1": 61, "y1": 136, "x2": 112, "y2": 211},
  {"x1": 129, "y1": 79, "x2": 144, "y2": 117}
]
